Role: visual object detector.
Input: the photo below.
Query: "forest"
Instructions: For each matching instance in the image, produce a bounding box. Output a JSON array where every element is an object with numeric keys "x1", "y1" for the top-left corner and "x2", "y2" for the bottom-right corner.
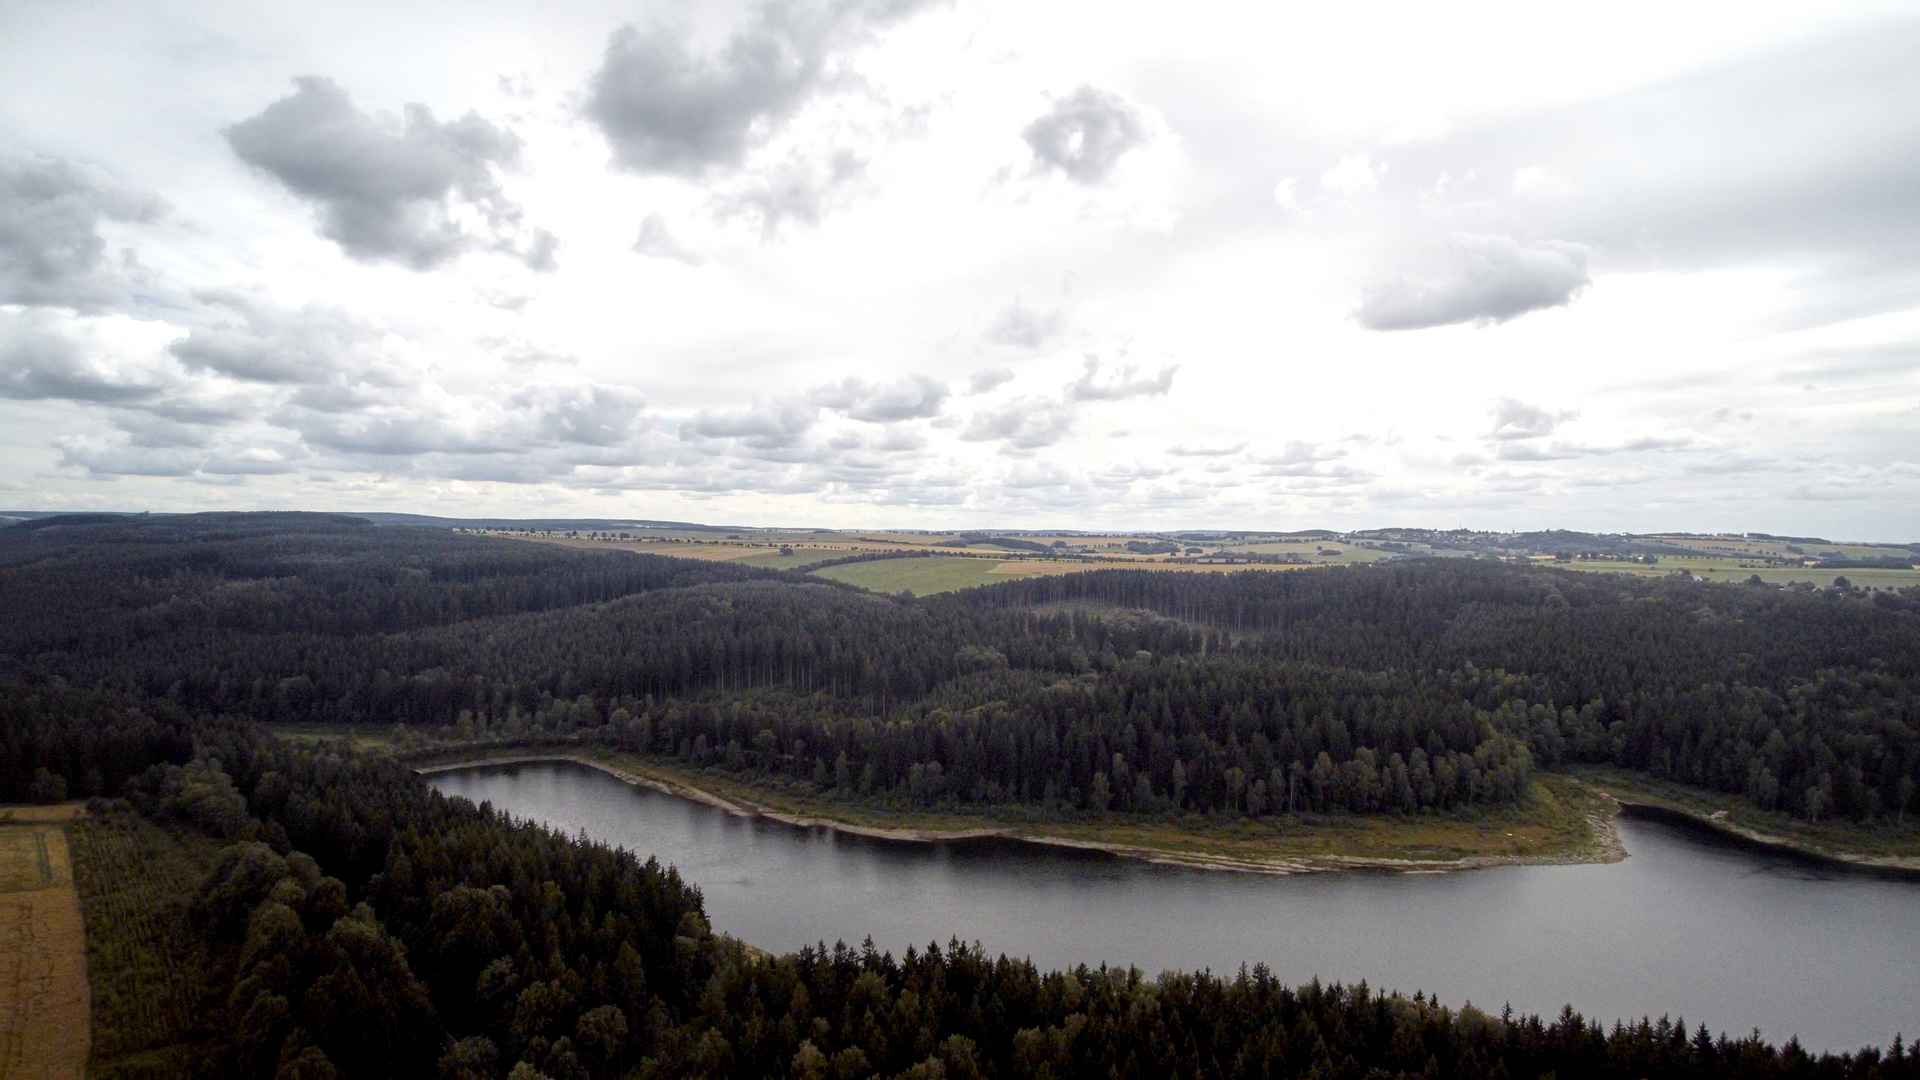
[
  {"x1": 4, "y1": 513, "x2": 1919, "y2": 1076},
  {"x1": 3, "y1": 512, "x2": 1915, "y2": 825},
  {"x1": 5, "y1": 684, "x2": 1918, "y2": 1079}
]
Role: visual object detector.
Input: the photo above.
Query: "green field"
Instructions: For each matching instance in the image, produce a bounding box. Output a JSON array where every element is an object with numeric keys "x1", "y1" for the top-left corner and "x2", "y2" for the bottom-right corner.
[
  {"x1": 810, "y1": 556, "x2": 1010, "y2": 595},
  {"x1": 1557, "y1": 553, "x2": 1920, "y2": 590}
]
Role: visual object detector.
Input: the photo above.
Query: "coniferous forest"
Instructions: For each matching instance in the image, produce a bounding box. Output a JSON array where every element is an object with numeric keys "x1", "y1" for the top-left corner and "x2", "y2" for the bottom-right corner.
[{"x1": 3, "y1": 512, "x2": 1918, "y2": 1077}]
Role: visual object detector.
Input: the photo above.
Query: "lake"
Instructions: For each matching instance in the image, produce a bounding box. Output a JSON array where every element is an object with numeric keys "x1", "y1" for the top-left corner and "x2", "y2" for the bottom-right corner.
[{"x1": 426, "y1": 759, "x2": 1920, "y2": 1053}]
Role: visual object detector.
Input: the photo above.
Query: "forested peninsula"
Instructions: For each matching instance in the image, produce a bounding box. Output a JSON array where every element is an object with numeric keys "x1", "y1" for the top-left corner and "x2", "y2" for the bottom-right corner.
[{"x1": 3, "y1": 512, "x2": 1918, "y2": 1076}]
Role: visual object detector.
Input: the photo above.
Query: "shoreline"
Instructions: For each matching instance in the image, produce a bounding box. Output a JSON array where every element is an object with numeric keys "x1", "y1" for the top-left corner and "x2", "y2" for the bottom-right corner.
[
  {"x1": 414, "y1": 750, "x2": 1628, "y2": 876},
  {"x1": 1610, "y1": 801, "x2": 1920, "y2": 877}
]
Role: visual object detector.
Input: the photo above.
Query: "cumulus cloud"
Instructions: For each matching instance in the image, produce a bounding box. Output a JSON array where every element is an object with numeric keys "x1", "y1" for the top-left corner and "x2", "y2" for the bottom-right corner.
[
  {"x1": 510, "y1": 383, "x2": 646, "y2": 447},
  {"x1": 0, "y1": 315, "x2": 161, "y2": 403},
  {"x1": 713, "y1": 148, "x2": 866, "y2": 237},
  {"x1": 0, "y1": 154, "x2": 166, "y2": 311},
  {"x1": 1253, "y1": 440, "x2": 1348, "y2": 477},
  {"x1": 680, "y1": 401, "x2": 818, "y2": 451},
  {"x1": 1067, "y1": 356, "x2": 1176, "y2": 401},
  {"x1": 968, "y1": 367, "x2": 1013, "y2": 394},
  {"x1": 170, "y1": 293, "x2": 383, "y2": 385},
  {"x1": 584, "y1": 0, "x2": 934, "y2": 177},
  {"x1": 1022, "y1": 86, "x2": 1147, "y2": 184},
  {"x1": 225, "y1": 77, "x2": 524, "y2": 269},
  {"x1": 1354, "y1": 233, "x2": 1591, "y2": 331},
  {"x1": 810, "y1": 373, "x2": 948, "y2": 421},
  {"x1": 1488, "y1": 397, "x2": 1577, "y2": 441},
  {"x1": 962, "y1": 396, "x2": 1075, "y2": 449},
  {"x1": 633, "y1": 213, "x2": 704, "y2": 265},
  {"x1": 985, "y1": 300, "x2": 1063, "y2": 348}
]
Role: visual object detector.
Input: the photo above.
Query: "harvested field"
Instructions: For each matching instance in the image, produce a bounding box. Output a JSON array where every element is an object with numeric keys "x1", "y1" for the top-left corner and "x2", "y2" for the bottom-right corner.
[{"x1": 0, "y1": 805, "x2": 88, "y2": 1080}]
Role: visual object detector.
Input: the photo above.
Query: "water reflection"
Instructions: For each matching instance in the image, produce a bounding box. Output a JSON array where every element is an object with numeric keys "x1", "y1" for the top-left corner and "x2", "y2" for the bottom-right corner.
[{"x1": 427, "y1": 759, "x2": 1919, "y2": 1053}]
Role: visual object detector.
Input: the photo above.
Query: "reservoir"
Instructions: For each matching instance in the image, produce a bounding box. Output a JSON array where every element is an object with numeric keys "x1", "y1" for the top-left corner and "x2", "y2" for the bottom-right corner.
[{"x1": 427, "y1": 759, "x2": 1919, "y2": 1054}]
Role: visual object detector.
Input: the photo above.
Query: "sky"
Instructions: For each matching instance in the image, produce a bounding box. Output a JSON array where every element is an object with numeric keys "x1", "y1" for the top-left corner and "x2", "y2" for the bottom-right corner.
[{"x1": 1, "y1": 1, "x2": 1917, "y2": 536}]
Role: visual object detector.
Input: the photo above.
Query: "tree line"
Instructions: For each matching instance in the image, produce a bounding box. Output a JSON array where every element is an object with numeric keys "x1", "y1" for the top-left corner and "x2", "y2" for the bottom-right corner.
[
  {"x1": 4, "y1": 513, "x2": 1917, "y2": 824},
  {"x1": 2, "y1": 683, "x2": 1914, "y2": 1078}
]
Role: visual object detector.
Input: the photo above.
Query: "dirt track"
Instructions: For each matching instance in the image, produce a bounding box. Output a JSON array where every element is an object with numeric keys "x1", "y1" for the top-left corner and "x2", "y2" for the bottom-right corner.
[{"x1": 0, "y1": 807, "x2": 88, "y2": 1080}]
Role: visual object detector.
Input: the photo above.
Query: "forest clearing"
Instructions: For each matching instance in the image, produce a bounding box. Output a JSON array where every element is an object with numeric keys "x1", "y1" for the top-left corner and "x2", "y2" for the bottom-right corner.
[{"x1": 0, "y1": 805, "x2": 87, "y2": 1080}]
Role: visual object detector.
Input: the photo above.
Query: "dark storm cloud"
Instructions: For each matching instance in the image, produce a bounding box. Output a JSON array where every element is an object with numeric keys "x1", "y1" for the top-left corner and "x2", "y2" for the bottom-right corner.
[
  {"x1": 1354, "y1": 234, "x2": 1590, "y2": 331},
  {"x1": 1022, "y1": 86, "x2": 1147, "y2": 184},
  {"x1": 169, "y1": 293, "x2": 379, "y2": 385},
  {"x1": 810, "y1": 373, "x2": 947, "y2": 421},
  {"x1": 585, "y1": 0, "x2": 935, "y2": 177},
  {"x1": 1067, "y1": 356, "x2": 1176, "y2": 401},
  {"x1": 0, "y1": 318, "x2": 158, "y2": 403},
  {"x1": 0, "y1": 154, "x2": 166, "y2": 311},
  {"x1": 225, "y1": 77, "x2": 522, "y2": 269}
]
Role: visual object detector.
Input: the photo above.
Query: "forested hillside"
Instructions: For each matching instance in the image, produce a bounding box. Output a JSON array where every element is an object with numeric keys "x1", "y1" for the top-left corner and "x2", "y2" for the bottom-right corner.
[
  {"x1": 4, "y1": 513, "x2": 1917, "y2": 825},
  {"x1": 5, "y1": 687, "x2": 1916, "y2": 1079}
]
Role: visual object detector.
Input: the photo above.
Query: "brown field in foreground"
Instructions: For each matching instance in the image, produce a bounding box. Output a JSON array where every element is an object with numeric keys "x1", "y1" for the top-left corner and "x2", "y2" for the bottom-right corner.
[{"x1": 0, "y1": 804, "x2": 88, "y2": 1080}]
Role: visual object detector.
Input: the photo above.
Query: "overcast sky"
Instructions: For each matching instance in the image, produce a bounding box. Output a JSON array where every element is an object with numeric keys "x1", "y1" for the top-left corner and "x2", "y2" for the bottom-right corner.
[{"x1": 2, "y1": 1, "x2": 1917, "y2": 535}]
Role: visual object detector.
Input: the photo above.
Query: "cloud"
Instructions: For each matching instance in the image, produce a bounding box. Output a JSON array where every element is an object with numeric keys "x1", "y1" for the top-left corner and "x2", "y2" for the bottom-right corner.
[
  {"x1": 680, "y1": 401, "x2": 818, "y2": 450},
  {"x1": 713, "y1": 148, "x2": 866, "y2": 237},
  {"x1": 520, "y1": 229, "x2": 559, "y2": 273},
  {"x1": 225, "y1": 76, "x2": 523, "y2": 269},
  {"x1": 810, "y1": 373, "x2": 948, "y2": 421},
  {"x1": 1022, "y1": 86, "x2": 1147, "y2": 184},
  {"x1": 584, "y1": 0, "x2": 934, "y2": 178},
  {"x1": 1067, "y1": 356, "x2": 1176, "y2": 401},
  {"x1": 57, "y1": 439, "x2": 203, "y2": 477},
  {"x1": 633, "y1": 213, "x2": 704, "y2": 265},
  {"x1": 1354, "y1": 233, "x2": 1591, "y2": 331},
  {"x1": 0, "y1": 315, "x2": 161, "y2": 403},
  {"x1": 0, "y1": 154, "x2": 166, "y2": 311},
  {"x1": 968, "y1": 367, "x2": 1013, "y2": 394},
  {"x1": 1320, "y1": 152, "x2": 1383, "y2": 196},
  {"x1": 1488, "y1": 398, "x2": 1577, "y2": 441},
  {"x1": 962, "y1": 396, "x2": 1074, "y2": 449},
  {"x1": 169, "y1": 293, "x2": 382, "y2": 385},
  {"x1": 1167, "y1": 440, "x2": 1245, "y2": 457},
  {"x1": 985, "y1": 301, "x2": 1063, "y2": 348},
  {"x1": 1253, "y1": 440, "x2": 1348, "y2": 477},
  {"x1": 509, "y1": 384, "x2": 646, "y2": 447}
]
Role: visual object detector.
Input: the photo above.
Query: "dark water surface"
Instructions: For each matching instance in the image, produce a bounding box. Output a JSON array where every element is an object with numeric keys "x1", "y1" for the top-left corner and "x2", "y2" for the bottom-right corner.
[{"x1": 427, "y1": 760, "x2": 1919, "y2": 1053}]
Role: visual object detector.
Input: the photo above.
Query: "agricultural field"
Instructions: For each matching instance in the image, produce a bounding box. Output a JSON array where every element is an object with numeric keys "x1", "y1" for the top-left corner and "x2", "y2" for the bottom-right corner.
[
  {"x1": 1555, "y1": 552, "x2": 1920, "y2": 590},
  {"x1": 0, "y1": 804, "x2": 88, "y2": 1080},
  {"x1": 810, "y1": 555, "x2": 1016, "y2": 595},
  {"x1": 69, "y1": 811, "x2": 224, "y2": 1076}
]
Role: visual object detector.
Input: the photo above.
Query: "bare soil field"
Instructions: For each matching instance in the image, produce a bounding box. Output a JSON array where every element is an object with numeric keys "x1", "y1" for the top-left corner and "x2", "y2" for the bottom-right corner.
[{"x1": 0, "y1": 805, "x2": 88, "y2": 1080}]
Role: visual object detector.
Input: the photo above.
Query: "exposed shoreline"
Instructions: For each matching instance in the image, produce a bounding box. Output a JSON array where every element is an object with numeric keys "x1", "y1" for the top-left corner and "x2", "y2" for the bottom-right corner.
[
  {"x1": 1609, "y1": 801, "x2": 1920, "y2": 877},
  {"x1": 414, "y1": 750, "x2": 1628, "y2": 876}
]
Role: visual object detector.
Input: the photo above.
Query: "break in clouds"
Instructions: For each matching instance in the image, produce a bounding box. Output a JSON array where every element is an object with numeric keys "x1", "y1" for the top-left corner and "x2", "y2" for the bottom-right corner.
[{"x1": 0, "y1": 2, "x2": 1916, "y2": 533}]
